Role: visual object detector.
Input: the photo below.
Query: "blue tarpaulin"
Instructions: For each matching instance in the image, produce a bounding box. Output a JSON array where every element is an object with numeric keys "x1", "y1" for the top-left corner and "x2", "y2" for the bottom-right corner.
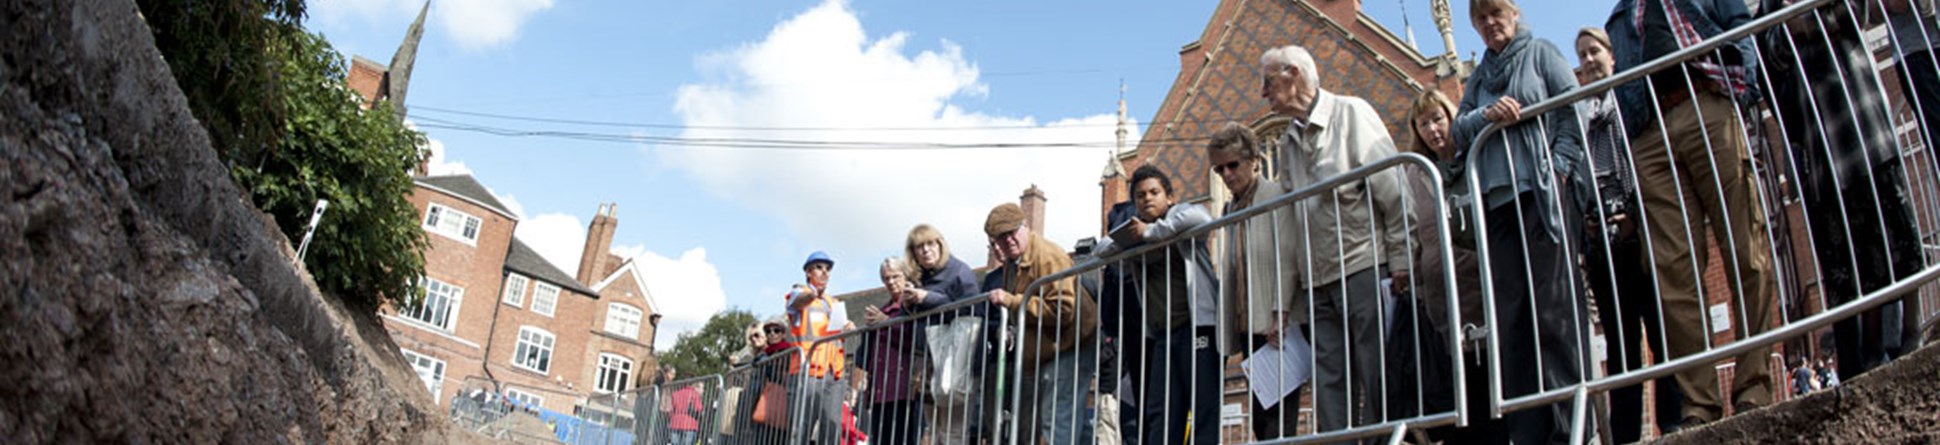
[{"x1": 534, "y1": 407, "x2": 636, "y2": 445}]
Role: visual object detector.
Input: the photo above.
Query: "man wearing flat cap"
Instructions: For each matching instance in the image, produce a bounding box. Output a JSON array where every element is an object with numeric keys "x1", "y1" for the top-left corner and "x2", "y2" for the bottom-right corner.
[{"x1": 982, "y1": 202, "x2": 1099, "y2": 445}]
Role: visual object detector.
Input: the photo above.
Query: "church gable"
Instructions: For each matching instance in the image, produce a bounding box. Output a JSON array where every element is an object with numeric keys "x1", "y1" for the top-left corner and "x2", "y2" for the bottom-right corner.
[{"x1": 1135, "y1": 0, "x2": 1455, "y2": 203}]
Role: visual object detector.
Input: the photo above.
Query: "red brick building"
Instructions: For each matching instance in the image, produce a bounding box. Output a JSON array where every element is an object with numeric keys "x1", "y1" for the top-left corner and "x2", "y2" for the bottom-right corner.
[
  {"x1": 343, "y1": 4, "x2": 660, "y2": 415},
  {"x1": 1101, "y1": 0, "x2": 1469, "y2": 221},
  {"x1": 380, "y1": 179, "x2": 660, "y2": 416}
]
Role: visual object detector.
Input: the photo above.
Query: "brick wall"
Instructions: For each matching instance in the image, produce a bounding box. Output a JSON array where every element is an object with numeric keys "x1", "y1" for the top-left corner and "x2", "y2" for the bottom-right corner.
[
  {"x1": 584, "y1": 271, "x2": 657, "y2": 390},
  {"x1": 480, "y1": 281, "x2": 602, "y2": 413},
  {"x1": 347, "y1": 57, "x2": 386, "y2": 108},
  {"x1": 1102, "y1": 0, "x2": 1464, "y2": 235},
  {"x1": 383, "y1": 185, "x2": 515, "y2": 408}
]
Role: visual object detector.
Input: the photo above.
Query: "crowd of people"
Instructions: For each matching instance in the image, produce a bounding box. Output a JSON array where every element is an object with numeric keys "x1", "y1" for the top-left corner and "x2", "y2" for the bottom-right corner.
[{"x1": 638, "y1": 0, "x2": 1938, "y2": 444}]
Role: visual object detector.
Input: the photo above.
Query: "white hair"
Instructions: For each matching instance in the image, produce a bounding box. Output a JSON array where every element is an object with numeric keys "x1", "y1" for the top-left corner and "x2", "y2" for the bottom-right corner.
[
  {"x1": 1260, "y1": 45, "x2": 1319, "y2": 91},
  {"x1": 880, "y1": 256, "x2": 908, "y2": 275}
]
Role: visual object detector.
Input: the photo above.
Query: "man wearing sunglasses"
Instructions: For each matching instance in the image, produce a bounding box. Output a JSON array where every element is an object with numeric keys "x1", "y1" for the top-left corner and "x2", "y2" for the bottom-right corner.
[{"x1": 788, "y1": 251, "x2": 851, "y2": 445}]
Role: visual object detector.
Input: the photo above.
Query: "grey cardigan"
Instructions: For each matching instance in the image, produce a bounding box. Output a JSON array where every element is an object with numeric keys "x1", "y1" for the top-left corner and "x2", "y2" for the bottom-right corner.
[{"x1": 1450, "y1": 29, "x2": 1589, "y2": 242}]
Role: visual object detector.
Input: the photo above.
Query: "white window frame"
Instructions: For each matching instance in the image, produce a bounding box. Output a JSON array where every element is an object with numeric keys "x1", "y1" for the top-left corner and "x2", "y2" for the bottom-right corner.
[
  {"x1": 401, "y1": 277, "x2": 463, "y2": 332},
  {"x1": 504, "y1": 387, "x2": 544, "y2": 408},
  {"x1": 513, "y1": 326, "x2": 555, "y2": 374},
  {"x1": 501, "y1": 274, "x2": 529, "y2": 307},
  {"x1": 422, "y1": 203, "x2": 482, "y2": 244},
  {"x1": 595, "y1": 353, "x2": 634, "y2": 394},
  {"x1": 605, "y1": 303, "x2": 643, "y2": 339},
  {"x1": 531, "y1": 282, "x2": 560, "y2": 317},
  {"x1": 399, "y1": 348, "x2": 446, "y2": 397}
]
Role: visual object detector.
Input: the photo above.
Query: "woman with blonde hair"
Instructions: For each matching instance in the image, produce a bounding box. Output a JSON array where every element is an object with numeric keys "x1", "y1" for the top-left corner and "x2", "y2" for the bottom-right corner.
[
  {"x1": 1382, "y1": 89, "x2": 1478, "y2": 437},
  {"x1": 899, "y1": 224, "x2": 983, "y2": 445},
  {"x1": 902, "y1": 224, "x2": 979, "y2": 312}
]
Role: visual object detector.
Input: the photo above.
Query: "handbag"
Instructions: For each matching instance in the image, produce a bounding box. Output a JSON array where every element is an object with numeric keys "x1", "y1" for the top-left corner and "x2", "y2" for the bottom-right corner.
[
  {"x1": 718, "y1": 387, "x2": 742, "y2": 434},
  {"x1": 752, "y1": 383, "x2": 790, "y2": 430},
  {"x1": 925, "y1": 316, "x2": 984, "y2": 404}
]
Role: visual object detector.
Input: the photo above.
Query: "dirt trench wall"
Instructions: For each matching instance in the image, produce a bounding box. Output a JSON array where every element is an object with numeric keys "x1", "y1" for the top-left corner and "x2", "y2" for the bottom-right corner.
[
  {"x1": 0, "y1": 0, "x2": 479, "y2": 443},
  {"x1": 1660, "y1": 342, "x2": 1940, "y2": 444}
]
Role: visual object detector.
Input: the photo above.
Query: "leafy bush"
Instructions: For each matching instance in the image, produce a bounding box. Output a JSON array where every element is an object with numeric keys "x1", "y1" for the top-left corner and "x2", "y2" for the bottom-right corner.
[{"x1": 141, "y1": 0, "x2": 428, "y2": 309}]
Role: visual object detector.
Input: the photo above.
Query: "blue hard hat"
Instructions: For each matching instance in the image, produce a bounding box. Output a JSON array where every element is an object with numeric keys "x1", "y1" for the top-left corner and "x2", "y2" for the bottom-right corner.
[{"x1": 803, "y1": 251, "x2": 834, "y2": 270}]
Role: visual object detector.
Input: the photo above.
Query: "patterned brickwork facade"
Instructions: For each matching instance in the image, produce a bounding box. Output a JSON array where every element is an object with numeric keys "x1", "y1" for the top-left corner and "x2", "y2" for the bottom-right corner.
[{"x1": 1101, "y1": 0, "x2": 1467, "y2": 231}]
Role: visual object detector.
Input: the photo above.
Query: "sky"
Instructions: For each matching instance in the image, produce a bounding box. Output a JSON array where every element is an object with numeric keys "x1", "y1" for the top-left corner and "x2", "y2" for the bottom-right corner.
[{"x1": 307, "y1": 0, "x2": 1598, "y2": 350}]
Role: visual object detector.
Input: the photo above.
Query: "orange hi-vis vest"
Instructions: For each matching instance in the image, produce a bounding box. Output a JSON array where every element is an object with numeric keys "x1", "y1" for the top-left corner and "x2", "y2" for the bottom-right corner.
[{"x1": 790, "y1": 295, "x2": 846, "y2": 379}]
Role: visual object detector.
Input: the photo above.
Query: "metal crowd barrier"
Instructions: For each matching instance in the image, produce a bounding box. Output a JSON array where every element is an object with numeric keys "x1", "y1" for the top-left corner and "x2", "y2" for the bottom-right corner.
[
  {"x1": 1459, "y1": 0, "x2": 1940, "y2": 443},
  {"x1": 483, "y1": 4, "x2": 1940, "y2": 444},
  {"x1": 1015, "y1": 153, "x2": 1460, "y2": 445},
  {"x1": 796, "y1": 294, "x2": 1013, "y2": 445},
  {"x1": 619, "y1": 375, "x2": 724, "y2": 445}
]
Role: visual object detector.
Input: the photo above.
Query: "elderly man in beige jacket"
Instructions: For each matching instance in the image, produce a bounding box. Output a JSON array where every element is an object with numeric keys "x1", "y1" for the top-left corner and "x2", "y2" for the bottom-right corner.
[{"x1": 1260, "y1": 44, "x2": 1414, "y2": 435}]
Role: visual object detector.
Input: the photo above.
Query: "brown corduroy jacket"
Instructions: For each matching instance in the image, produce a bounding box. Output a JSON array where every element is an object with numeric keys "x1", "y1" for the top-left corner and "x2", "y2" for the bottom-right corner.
[{"x1": 993, "y1": 233, "x2": 1098, "y2": 371}]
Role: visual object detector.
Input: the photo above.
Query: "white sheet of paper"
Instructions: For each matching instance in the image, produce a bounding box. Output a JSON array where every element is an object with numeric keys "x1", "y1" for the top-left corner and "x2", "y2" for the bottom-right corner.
[
  {"x1": 1241, "y1": 328, "x2": 1313, "y2": 409},
  {"x1": 828, "y1": 301, "x2": 851, "y2": 332}
]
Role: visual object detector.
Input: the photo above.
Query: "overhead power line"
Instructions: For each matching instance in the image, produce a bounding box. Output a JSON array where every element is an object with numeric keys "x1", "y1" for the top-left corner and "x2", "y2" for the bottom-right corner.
[
  {"x1": 411, "y1": 105, "x2": 1129, "y2": 132},
  {"x1": 412, "y1": 116, "x2": 1216, "y2": 151}
]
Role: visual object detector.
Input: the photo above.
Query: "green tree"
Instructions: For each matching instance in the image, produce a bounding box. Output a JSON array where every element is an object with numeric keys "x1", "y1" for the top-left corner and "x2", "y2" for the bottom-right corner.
[
  {"x1": 137, "y1": 0, "x2": 304, "y2": 171},
  {"x1": 140, "y1": 1, "x2": 427, "y2": 309},
  {"x1": 232, "y1": 28, "x2": 428, "y2": 309},
  {"x1": 657, "y1": 309, "x2": 761, "y2": 378}
]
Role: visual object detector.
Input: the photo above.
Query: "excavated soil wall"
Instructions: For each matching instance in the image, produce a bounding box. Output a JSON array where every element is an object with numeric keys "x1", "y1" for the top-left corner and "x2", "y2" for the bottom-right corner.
[{"x1": 0, "y1": 1, "x2": 487, "y2": 443}]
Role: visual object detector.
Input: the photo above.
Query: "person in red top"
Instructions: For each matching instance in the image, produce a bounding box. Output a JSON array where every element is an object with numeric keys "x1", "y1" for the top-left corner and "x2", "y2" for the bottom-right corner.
[
  {"x1": 841, "y1": 395, "x2": 869, "y2": 445},
  {"x1": 664, "y1": 368, "x2": 704, "y2": 445}
]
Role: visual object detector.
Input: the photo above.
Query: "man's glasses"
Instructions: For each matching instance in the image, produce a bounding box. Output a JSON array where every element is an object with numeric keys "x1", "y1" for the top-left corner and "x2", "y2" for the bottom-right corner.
[
  {"x1": 1261, "y1": 67, "x2": 1285, "y2": 88},
  {"x1": 988, "y1": 229, "x2": 1022, "y2": 247},
  {"x1": 1212, "y1": 159, "x2": 1246, "y2": 176}
]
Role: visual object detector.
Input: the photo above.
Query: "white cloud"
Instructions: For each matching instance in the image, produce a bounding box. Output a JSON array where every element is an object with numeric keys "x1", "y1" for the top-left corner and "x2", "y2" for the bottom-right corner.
[
  {"x1": 437, "y1": 0, "x2": 554, "y2": 50},
  {"x1": 494, "y1": 192, "x2": 527, "y2": 221},
  {"x1": 665, "y1": 0, "x2": 1136, "y2": 272},
  {"x1": 422, "y1": 138, "x2": 473, "y2": 176},
  {"x1": 631, "y1": 248, "x2": 730, "y2": 350},
  {"x1": 610, "y1": 244, "x2": 650, "y2": 261},
  {"x1": 310, "y1": 0, "x2": 554, "y2": 50},
  {"x1": 514, "y1": 213, "x2": 588, "y2": 275}
]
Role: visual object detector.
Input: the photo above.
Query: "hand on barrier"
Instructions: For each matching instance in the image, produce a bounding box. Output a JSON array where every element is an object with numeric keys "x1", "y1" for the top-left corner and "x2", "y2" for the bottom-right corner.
[{"x1": 1482, "y1": 96, "x2": 1523, "y2": 124}]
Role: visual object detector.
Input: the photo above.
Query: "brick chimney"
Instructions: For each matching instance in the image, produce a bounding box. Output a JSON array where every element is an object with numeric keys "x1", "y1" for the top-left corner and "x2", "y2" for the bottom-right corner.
[
  {"x1": 577, "y1": 203, "x2": 619, "y2": 283},
  {"x1": 1020, "y1": 185, "x2": 1047, "y2": 237},
  {"x1": 987, "y1": 186, "x2": 1051, "y2": 270}
]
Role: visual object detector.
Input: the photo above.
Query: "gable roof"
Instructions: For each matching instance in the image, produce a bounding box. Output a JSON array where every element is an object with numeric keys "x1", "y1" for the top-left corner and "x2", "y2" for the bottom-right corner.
[
  {"x1": 506, "y1": 239, "x2": 599, "y2": 296},
  {"x1": 1133, "y1": 0, "x2": 1464, "y2": 202},
  {"x1": 589, "y1": 257, "x2": 661, "y2": 315},
  {"x1": 416, "y1": 174, "x2": 518, "y2": 219}
]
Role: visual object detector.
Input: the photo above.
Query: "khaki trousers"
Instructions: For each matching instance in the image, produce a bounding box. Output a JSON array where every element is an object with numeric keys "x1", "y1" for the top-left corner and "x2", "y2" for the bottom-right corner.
[{"x1": 1631, "y1": 91, "x2": 1775, "y2": 422}]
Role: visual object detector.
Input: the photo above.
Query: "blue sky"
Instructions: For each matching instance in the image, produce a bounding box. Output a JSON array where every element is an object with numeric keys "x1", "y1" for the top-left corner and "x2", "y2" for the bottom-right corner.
[{"x1": 307, "y1": 0, "x2": 1597, "y2": 349}]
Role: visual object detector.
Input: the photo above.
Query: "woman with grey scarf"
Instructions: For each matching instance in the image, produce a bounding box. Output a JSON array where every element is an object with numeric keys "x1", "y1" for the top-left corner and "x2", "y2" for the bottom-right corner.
[{"x1": 1446, "y1": 0, "x2": 1591, "y2": 443}]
